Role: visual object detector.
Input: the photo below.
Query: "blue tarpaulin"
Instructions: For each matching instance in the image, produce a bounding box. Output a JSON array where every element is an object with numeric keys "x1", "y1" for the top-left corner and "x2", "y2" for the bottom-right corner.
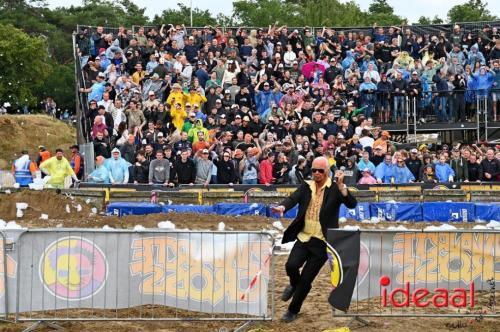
[
  {"x1": 162, "y1": 204, "x2": 214, "y2": 214},
  {"x1": 214, "y1": 203, "x2": 267, "y2": 216},
  {"x1": 339, "y1": 202, "x2": 371, "y2": 221},
  {"x1": 422, "y1": 202, "x2": 475, "y2": 222},
  {"x1": 106, "y1": 202, "x2": 162, "y2": 216},
  {"x1": 370, "y1": 202, "x2": 422, "y2": 222},
  {"x1": 471, "y1": 203, "x2": 499, "y2": 222}
]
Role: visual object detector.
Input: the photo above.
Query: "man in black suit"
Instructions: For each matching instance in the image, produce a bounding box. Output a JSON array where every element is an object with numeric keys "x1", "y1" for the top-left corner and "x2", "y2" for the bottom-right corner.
[{"x1": 272, "y1": 156, "x2": 357, "y2": 322}]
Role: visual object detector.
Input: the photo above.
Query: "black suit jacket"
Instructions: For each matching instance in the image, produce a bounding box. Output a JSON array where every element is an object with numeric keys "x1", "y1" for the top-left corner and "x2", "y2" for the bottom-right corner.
[{"x1": 280, "y1": 180, "x2": 357, "y2": 244}]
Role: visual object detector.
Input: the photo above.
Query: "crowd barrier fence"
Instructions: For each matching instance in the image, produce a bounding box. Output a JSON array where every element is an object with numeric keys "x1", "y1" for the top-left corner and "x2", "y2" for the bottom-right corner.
[
  {"x1": 0, "y1": 229, "x2": 274, "y2": 331},
  {"x1": 328, "y1": 229, "x2": 499, "y2": 321},
  {"x1": 0, "y1": 228, "x2": 497, "y2": 330}
]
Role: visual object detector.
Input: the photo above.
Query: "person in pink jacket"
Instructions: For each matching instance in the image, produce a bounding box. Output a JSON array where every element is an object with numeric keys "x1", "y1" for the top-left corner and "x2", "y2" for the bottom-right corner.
[{"x1": 358, "y1": 168, "x2": 377, "y2": 184}]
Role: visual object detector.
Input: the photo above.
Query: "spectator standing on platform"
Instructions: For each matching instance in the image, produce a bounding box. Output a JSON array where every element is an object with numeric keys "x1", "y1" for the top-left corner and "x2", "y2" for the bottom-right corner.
[
  {"x1": 149, "y1": 150, "x2": 172, "y2": 186},
  {"x1": 435, "y1": 155, "x2": 455, "y2": 183},
  {"x1": 69, "y1": 145, "x2": 84, "y2": 180},
  {"x1": 450, "y1": 148, "x2": 469, "y2": 182},
  {"x1": 105, "y1": 148, "x2": 129, "y2": 184},
  {"x1": 481, "y1": 148, "x2": 499, "y2": 181},
  {"x1": 175, "y1": 149, "x2": 196, "y2": 185},
  {"x1": 194, "y1": 148, "x2": 213, "y2": 186}
]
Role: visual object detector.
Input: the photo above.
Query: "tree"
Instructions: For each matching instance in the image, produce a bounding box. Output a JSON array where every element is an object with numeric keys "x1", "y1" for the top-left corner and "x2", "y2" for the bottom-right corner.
[
  {"x1": 367, "y1": 0, "x2": 404, "y2": 26},
  {"x1": 152, "y1": 3, "x2": 217, "y2": 27},
  {"x1": 233, "y1": 0, "x2": 299, "y2": 26},
  {"x1": 417, "y1": 15, "x2": 444, "y2": 25},
  {"x1": 0, "y1": 24, "x2": 51, "y2": 107},
  {"x1": 447, "y1": 0, "x2": 497, "y2": 23}
]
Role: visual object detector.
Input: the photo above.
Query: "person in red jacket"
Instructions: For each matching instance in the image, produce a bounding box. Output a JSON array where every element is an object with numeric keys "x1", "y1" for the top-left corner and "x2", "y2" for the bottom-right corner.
[{"x1": 259, "y1": 152, "x2": 275, "y2": 185}]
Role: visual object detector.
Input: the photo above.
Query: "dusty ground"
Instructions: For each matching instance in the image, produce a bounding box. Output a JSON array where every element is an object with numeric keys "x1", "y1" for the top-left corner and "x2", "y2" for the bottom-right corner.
[
  {"x1": 0, "y1": 191, "x2": 498, "y2": 332},
  {"x1": 0, "y1": 115, "x2": 76, "y2": 170}
]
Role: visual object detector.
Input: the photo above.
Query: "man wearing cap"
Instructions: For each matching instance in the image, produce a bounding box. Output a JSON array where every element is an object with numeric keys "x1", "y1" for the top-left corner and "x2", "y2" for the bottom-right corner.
[
  {"x1": 194, "y1": 148, "x2": 214, "y2": 186},
  {"x1": 69, "y1": 145, "x2": 84, "y2": 180},
  {"x1": 272, "y1": 157, "x2": 357, "y2": 322},
  {"x1": 187, "y1": 85, "x2": 207, "y2": 108},
  {"x1": 406, "y1": 148, "x2": 422, "y2": 181},
  {"x1": 255, "y1": 77, "x2": 278, "y2": 116},
  {"x1": 166, "y1": 83, "x2": 188, "y2": 129},
  {"x1": 36, "y1": 146, "x2": 51, "y2": 167},
  {"x1": 144, "y1": 90, "x2": 160, "y2": 111},
  {"x1": 373, "y1": 130, "x2": 391, "y2": 154},
  {"x1": 79, "y1": 72, "x2": 106, "y2": 102}
]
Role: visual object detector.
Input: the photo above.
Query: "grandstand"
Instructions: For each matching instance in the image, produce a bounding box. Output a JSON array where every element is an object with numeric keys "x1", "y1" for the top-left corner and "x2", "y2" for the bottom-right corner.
[{"x1": 70, "y1": 20, "x2": 500, "y2": 186}]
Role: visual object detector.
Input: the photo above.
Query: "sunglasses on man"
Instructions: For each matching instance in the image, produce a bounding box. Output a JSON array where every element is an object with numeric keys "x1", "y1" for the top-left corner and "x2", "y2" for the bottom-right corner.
[{"x1": 311, "y1": 168, "x2": 325, "y2": 174}]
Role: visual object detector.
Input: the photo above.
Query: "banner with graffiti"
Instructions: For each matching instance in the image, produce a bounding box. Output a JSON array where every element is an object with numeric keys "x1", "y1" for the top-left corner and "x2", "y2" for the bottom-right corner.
[
  {"x1": 328, "y1": 230, "x2": 499, "y2": 311},
  {"x1": 5, "y1": 231, "x2": 272, "y2": 316}
]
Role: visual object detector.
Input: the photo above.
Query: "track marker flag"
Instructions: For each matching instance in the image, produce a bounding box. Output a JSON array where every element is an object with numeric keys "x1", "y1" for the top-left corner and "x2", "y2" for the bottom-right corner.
[{"x1": 326, "y1": 230, "x2": 360, "y2": 312}]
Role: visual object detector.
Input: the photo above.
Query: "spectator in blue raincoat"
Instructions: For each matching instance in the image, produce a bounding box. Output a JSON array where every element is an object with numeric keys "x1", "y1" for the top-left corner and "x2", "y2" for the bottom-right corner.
[
  {"x1": 105, "y1": 148, "x2": 130, "y2": 184},
  {"x1": 435, "y1": 155, "x2": 455, "y2": 183},
  {"x1": 87, "y1": 156, "x2": 110, "y2": 183},
  {"x1": 255, "y1": 80, "x2": 279, "y2": 115},
  {"x1": 471, "y1": 66, "x2": 495, "y2": 98},
  {"x1": 467, "y1": 44, "x2": 485, "y2": 66},
  {"x1": 393, "y1": 157, "x2": 415, "y2": 183},
  {"x1": 342, "y1": 51, "x2": 355, "y2": 70},
  {"x1": 375, "y1": 154, "x2": 395, "y2": 184}
]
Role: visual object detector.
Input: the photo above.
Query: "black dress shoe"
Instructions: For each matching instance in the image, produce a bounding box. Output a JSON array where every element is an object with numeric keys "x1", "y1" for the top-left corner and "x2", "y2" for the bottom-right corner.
[
  {"x1": 281, "y1": 310, "x2": 298, "y2": 323},
  {"x1": 281, "y1": 285, "x2": 295, "y2": 301}
]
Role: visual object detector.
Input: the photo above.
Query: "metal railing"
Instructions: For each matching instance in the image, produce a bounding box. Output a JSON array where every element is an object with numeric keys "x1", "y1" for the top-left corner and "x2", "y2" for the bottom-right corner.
[
  {"x1": 6, "y1": 229, "x2": 273, "y2": 330},
  {"x1": 329, "y1": 229, "x2": 499, "y2": 320}
]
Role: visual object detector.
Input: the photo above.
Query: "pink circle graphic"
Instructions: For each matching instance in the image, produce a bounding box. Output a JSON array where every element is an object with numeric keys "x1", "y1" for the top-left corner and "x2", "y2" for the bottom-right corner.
[{"x1": 39, "y1": 237, "x2": 107, "y2": 300}]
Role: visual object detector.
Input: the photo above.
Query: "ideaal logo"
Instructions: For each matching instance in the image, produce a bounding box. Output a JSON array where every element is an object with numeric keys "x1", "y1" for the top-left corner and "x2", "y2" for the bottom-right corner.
[
  {"x1": 391, "y1": 233, "x2": 500, "y2": 284},
  {"x1": 39, "y1": 237, "x2": 108, "y2": 300},
  {"x1": 380, "y1": 275, "x2": 475, "y2": 308}
]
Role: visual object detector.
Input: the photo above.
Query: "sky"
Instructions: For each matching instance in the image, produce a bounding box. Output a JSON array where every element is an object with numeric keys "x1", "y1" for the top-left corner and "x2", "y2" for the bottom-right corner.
[{"x1": 46, "y1": 0, "x2": 500, "y2": 24}]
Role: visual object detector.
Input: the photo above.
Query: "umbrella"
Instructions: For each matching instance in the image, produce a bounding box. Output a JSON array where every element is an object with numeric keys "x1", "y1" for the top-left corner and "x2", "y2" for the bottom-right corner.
[{"x1": 301, "y1": 62, "x2": 326, "y2": 79}]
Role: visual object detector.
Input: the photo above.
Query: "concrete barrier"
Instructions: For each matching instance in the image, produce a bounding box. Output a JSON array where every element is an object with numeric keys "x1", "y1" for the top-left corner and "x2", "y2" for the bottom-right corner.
[
  {"x1": 202, "y1": 191, "x2": 245, "y2": 205},
  {"x1": 423, "y1": 189, "x2": 467, "y2": 202},
  {"x1": 378, "y1": 190, "x2": 421, "y2": 202},
  {"x1": 351, "y1": 190, "x2": 377, "y2": 202},
  {"x1": 246, "y1": 191, "x2": 289, "y2": 204},
  {"x1": 469, "y1": 190, "x2": 500, "y2": 202}
]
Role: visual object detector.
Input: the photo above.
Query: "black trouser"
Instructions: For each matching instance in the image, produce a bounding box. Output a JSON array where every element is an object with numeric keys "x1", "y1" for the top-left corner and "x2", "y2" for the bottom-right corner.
[{"x1": 285, "y1": 237, "x2": 327, "y2": 314}]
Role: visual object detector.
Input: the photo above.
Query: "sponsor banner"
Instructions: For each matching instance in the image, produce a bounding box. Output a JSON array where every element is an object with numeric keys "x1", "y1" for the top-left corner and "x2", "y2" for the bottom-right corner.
[
  {"x1": 2, "y1": 231, "x2": 271, "y2": 316},
  {"x1": 327, "y1": 230, "x2": 499, "y2": 311}
]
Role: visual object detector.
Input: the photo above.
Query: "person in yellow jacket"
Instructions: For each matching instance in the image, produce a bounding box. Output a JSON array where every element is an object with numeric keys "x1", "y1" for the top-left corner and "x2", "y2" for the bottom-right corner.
[
  {"x1": 187, "y1": 119, "x2": 209, "y2": 143},
  {"x1": 39, "y1": 149, "x2": 79, "y2": 189},
  {"x1": 166, "y1": 83, "x2": 189, "y2": 130},
  {"x1": 186, "y1": 86, "x2": 207, "y2": 108}
]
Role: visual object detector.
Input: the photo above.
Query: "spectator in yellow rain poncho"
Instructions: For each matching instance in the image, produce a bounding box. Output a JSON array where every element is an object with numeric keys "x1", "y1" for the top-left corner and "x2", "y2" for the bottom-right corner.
[
  {"x1": 166, "y1": 83, "x2": 188, "y2": 130},
  {"x1": 39, "y1": 149, "x2": 79, "y2": 189}
]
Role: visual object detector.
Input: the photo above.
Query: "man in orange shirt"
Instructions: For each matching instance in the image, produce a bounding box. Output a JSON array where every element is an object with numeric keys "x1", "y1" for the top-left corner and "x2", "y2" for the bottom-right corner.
[
  {"x1": 12, "y1": 150, "x2": 38, "y2": 186},
  {"x1": 69, "y1": 145, "x2": 84, "y2": 180},
  {"x1": 192, "y1": 131, "x2": 210, "y2": 154},
  {"x1": 372, "y1": 130, "x2": 392, "y2": 154},
  {"x1": 36, "y1": 145, "x2": 51, "y2": 167}
]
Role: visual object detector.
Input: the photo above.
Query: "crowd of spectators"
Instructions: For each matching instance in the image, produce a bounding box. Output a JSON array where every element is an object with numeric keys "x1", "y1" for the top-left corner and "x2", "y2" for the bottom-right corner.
[{"x1": 75, "y1": 22, "x2": 500, "y2": 186}]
